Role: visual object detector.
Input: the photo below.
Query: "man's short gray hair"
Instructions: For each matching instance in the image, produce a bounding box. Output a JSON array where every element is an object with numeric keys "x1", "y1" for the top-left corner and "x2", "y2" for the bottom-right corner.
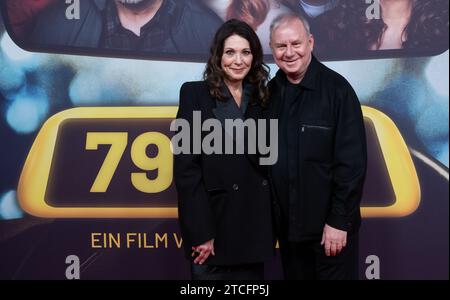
[{"x1": 270, "y1": 12, "x2": 311, "y2": 42}]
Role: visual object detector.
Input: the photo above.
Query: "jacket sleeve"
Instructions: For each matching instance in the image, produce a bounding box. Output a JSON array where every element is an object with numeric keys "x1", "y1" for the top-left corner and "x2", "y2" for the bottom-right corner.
[
  {"x1": 326, "y1": 82, "x2": 367, "y2": 232},
  {"x1": 174, "y1": 83, "x2": 216, "y2": 247}
]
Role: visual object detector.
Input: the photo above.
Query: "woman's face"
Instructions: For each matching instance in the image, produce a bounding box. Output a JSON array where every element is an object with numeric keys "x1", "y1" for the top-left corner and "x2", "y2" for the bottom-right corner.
[{"x1": 221, "y1": 34, "x2": 253, "y2": 83}]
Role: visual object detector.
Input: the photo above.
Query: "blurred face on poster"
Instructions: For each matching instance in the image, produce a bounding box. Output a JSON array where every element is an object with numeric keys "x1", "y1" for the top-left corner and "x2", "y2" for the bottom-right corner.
[
  {"x1": 221, "y1": 34, "x2": 253, "y2": 83},
  {"x1": 270, "y1": 17, "x2": 314, "y2": 83},
  {"x1": 2, "y1": 0, "x2": 448, "y2": 60}
]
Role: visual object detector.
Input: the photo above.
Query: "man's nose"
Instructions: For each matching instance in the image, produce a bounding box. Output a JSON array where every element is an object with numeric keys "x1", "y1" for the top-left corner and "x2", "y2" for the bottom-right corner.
[{"x1": 285, "y1": 45, "x2": 294, "y2": 57}]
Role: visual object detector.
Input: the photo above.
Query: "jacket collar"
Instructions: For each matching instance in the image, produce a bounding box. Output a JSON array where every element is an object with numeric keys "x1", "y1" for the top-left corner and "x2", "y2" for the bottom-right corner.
[
  {"x1": 212, "y1": 83, "x2": 252, "y2": 127},
  {"x1": 207, "y1": 82, "x2": 261, "y2": 169},
  {"x1": 275, "y1": 55, "x2": 320, "y2": 91}
]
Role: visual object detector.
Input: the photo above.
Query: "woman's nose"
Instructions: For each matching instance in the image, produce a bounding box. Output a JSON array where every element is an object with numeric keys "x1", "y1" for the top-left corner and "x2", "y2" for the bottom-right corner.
[{"x1": 234, "y1": 54, "x2": 243, "y2": 64}]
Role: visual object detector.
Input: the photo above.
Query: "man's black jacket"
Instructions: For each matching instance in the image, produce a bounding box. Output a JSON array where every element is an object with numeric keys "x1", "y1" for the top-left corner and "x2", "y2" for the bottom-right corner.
[{"x1": 267, "y1": 56, "x2": 367, "y2": 241}]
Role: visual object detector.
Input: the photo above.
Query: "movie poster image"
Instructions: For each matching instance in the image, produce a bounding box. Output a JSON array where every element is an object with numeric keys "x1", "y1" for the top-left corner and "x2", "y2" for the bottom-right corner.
[{"x1": 0, "y1": 0, "x2": 448, "y2": 279}]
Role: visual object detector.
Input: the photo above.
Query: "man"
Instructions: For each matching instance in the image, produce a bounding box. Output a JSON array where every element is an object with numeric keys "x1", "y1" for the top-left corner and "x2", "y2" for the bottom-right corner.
[
  {"x1": 29, "y1": 0, "x2": 222, "y2": 54},
  {"x1": 268, "y1": 13, "x2": 367, "y2": 280}
]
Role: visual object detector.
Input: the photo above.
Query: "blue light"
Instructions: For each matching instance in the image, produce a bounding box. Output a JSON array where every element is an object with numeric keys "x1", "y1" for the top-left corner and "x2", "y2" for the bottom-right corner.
[
  {"x1": 425, "y1": 51, "x2": 449, "y2": 98},
  {"x1": 436, "y1": 142, "x2": 449, "y2": 168},
  {"x1": 0, "y1": 32, "x2": 32, "y2": 62},
  {"x1": 6, "y1": 92, "x2": 49, "y2": 134},
  {"x1": 0, "y1": 60, "x2": 26, "y2": 93},
  {"x1": 0, "y1": 191, "x2": 24, "y2": 220}
]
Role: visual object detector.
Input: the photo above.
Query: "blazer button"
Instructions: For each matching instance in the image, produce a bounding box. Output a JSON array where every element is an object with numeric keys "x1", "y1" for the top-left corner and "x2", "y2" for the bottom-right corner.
[
  {"x1": 232, "y1": 184, "x2": 239, "y2": 191},
  {"x1": 262, "y1": 180, "x2": 268, "y2": 186}
]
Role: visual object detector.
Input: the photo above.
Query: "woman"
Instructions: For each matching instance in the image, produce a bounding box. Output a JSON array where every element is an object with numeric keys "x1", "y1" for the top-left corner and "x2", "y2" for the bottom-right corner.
[
  {"x1": 313, "y1": 0, "x2": 449, "y2": 56},
  {"x1": 173, "y1": 19, "x2": 275, "y2": 280}
]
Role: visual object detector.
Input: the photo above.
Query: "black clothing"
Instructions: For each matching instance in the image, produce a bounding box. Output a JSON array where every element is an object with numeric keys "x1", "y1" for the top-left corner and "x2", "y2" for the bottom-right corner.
[
  {"x1": 279, "y1": 234, "x2": 359, "y2": 280},
  {"x1": 268, "y1": 55, "x2": 367, "y2": 242},
  {"x1": 174, "y1": 81, "x2": 275, "y2": 267},
  {"x1": 191, "y1": 263, "x2": 264, "y2": 280}
]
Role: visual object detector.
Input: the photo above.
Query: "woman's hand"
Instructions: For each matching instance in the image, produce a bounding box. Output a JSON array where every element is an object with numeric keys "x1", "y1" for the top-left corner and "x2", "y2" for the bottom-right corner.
[{"x1": 192, "y1": 239, "x2": 215, "y2": 265}]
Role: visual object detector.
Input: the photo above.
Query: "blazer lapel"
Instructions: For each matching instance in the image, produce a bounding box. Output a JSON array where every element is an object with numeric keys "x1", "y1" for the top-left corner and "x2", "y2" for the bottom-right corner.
[
  {"x1": 210, "y1": 85, "x2": 263, "y2": 172},
  {"x1": 212, "y1": 98, "x2": 242, "y2": 126},
  {"x1": 244, "y1": 103, "x2": 263, "y2": 169}
]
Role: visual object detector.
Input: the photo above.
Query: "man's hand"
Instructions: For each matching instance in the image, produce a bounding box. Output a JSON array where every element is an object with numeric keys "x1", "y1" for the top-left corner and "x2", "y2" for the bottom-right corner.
[
  {"x1": 321, "y1": 224, "x2": 347, "y2": 257},
  {"x1": 192, "y1": 239, "x2": 215, "y2": 265}
]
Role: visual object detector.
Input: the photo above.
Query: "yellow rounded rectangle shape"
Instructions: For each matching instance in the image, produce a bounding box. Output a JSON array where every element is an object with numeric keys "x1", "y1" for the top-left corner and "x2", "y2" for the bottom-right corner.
[{"x1": 18, "y1": 106, "x2": 420, "y2": 218}]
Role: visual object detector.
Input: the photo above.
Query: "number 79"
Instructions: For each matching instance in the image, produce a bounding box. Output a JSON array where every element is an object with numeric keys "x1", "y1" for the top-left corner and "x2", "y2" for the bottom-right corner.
[{"x1": 85, "y1": 132, "x2": 173, "y2": 193}]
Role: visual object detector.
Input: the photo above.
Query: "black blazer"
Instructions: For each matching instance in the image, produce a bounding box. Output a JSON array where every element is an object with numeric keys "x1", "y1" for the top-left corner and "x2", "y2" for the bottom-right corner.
[{"x1": 174, "y1": 81, "x2": 275, "y2": 266}]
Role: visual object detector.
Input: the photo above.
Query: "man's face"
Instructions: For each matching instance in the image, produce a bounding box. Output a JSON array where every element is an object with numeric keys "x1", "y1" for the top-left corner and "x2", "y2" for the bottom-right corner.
[{"x1": 270, "y1": 19, "x2": 314, "y2": 81}]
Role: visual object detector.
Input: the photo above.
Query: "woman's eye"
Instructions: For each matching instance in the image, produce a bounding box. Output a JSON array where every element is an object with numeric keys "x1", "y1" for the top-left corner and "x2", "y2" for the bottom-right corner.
[{"x1": 225, "y1": 50, "x2": 234, "y2": 55}]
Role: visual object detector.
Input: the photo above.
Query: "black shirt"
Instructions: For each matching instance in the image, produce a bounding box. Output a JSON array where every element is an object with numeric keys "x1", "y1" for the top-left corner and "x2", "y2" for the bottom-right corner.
[
  {"x1": 101, "y1": 0, "x2": 177, "y2": 52},
  {"x1": 99, "y1": 0, "x2": 222, "y2": 54},
  {"x1": 272, "y1": 80, "x2": 302, "y2": 235}
]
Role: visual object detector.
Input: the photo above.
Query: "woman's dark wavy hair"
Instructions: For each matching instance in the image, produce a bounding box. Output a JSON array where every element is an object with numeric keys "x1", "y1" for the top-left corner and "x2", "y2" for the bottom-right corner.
[
  {"x1": 204, "y1": 19, "x2": 270, "y2": 107},
  {"x1": 313, "y1": 0, "x2": 449, "y2": 54}
]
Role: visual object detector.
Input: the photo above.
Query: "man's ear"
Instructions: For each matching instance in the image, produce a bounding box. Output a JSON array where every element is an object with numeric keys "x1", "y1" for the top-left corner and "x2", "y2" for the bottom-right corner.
[{"x1": 309, "y1": 34, "x2": 315, "y2": 52}]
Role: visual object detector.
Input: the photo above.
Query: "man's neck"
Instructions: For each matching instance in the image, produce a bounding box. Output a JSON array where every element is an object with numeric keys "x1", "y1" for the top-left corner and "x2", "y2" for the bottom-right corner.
[
  {"x1": 287, "y1": 74, "x2": 305, "y2": 84},
  {"x1": 115, "y1": 0, "x2": 164, "y2": 36}
]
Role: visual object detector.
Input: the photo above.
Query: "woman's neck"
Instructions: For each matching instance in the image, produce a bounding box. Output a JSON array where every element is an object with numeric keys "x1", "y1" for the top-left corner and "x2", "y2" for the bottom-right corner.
[
  {"x1": 380, "y1": 0, "x2": 413, "y2": 25},
  {"x1": 225, "y1": 79, "x2": 244, "y2": 106},
  {"x1": 375, "y1": 0, "x2": 413, "y2": 50}
]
